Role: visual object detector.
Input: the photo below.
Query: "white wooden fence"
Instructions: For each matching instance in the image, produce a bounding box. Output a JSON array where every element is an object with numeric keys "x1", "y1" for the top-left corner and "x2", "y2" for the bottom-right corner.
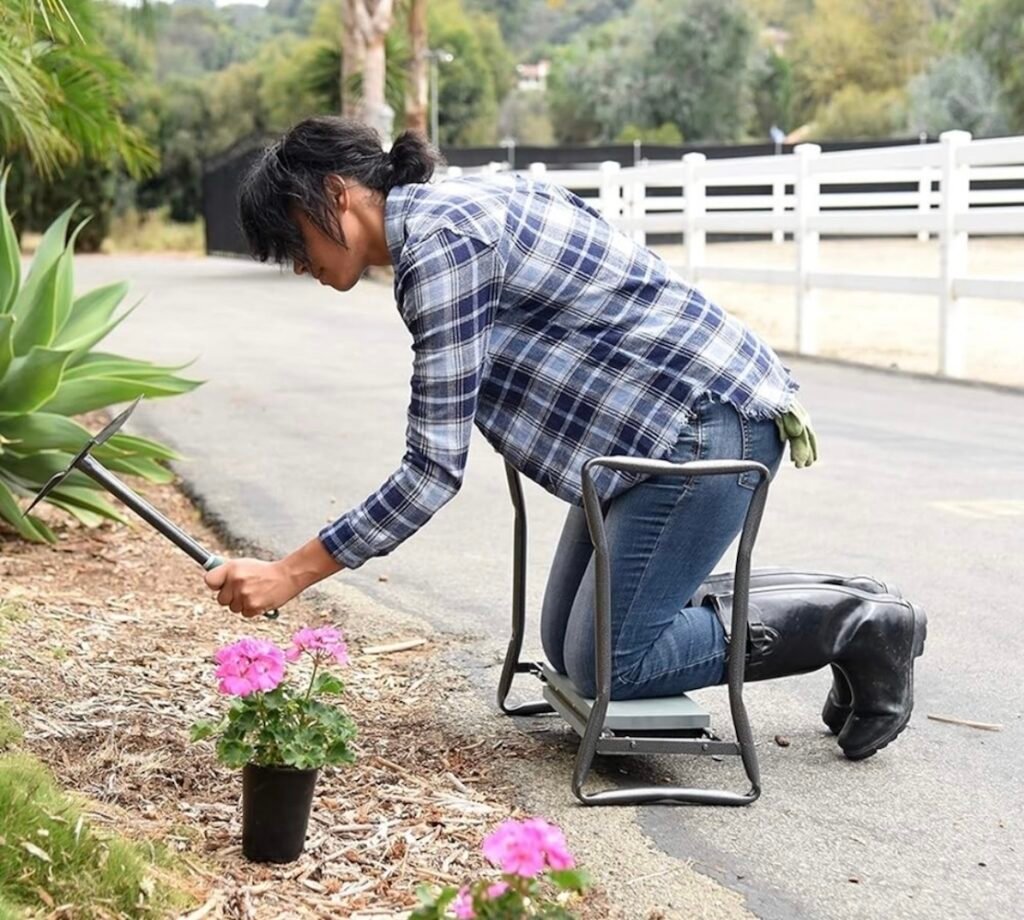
[{"x1": 445, "y1": 131, "x2": 1024, "y2": 379}]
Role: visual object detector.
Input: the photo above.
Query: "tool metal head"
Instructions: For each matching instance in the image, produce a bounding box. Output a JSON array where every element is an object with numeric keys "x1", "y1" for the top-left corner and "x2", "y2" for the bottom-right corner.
[{"x1": 23, "y1": 396, "x2": 142, "y2": 517}]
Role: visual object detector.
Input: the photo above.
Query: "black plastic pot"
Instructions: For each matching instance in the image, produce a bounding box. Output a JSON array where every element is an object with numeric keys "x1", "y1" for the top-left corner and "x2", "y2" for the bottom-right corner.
[{"x1": 241, "y1": 763, "x2": 319, "y2": 863}]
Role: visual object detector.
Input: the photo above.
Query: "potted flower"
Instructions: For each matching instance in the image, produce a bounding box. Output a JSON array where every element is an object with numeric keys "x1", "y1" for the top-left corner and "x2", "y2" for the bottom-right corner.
[
  {"x1": 190, "y1": 627, "x2": 356, "y2": 863},
  {"x1": 412, "y1": 817, "x2": 591, "y2": 918}
]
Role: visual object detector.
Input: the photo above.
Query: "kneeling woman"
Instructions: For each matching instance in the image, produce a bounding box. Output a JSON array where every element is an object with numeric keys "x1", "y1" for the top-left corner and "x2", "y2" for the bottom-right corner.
[{"x1": 205, "y1": 117, "x2": 925, "y2": 761}]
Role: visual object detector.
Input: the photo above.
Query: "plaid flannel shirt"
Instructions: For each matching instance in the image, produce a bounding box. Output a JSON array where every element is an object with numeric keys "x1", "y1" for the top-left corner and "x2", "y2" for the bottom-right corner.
[{"x1": 319, "y1": 173, "x2": 799, "y2": 569}]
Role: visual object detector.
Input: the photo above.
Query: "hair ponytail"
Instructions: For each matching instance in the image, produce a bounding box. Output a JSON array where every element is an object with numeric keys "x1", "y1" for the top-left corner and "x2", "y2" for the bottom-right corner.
[{"x1": 387, "y1": 130, "x2": 440, "y2": 186}]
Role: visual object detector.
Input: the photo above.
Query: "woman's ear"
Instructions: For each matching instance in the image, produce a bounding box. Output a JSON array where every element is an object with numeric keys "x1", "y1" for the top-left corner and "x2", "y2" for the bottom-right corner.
[{"x1": 325, "y1": 174, "x2": 349, "y2": 212}]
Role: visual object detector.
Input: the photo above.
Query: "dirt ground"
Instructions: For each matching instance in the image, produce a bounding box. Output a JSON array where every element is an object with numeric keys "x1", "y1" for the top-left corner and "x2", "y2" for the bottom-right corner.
[{"x1": 0, "y1": 436, "x2": 612, "y2": 918}]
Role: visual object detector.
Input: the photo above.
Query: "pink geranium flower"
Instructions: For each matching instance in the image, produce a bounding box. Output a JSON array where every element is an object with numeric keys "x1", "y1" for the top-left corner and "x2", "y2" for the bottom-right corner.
[
  {"x1": 452, "y1": 886, "x2": 475, "y2": 919},
  {"x1": 285, "y1": 626, "x2": 349, "y2": 665},
  {"x1": 482, "y1": 817, "x2": 575, "y2": 877},
  {"x1": 214, "y1": 637, "x2": 286, "y2": 696},
  {"x1": 485, "y1": 881, "x2": 509, "y2": 899}
]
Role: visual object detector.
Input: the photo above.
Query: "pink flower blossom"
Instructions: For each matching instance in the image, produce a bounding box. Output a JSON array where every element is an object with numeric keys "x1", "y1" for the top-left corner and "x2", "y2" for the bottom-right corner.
[
  {"x1": 452, "y1": 886, "x2": 475, "y2": 919},
  {"x1": 214, "y1": 637, "x2": 286, "y2": 696},
  {"x1": 482, "y1": 817, "x2": 575, "y2": 877},
  {"x1": 285, "y1": 626, "x2": 349, "y2": 665},
  {"x1": 523, "y1": 817, "x2": 575, "y2": 871},
  {"x1": 485, "y1": 881, "x2": 509, "y2": 899}
]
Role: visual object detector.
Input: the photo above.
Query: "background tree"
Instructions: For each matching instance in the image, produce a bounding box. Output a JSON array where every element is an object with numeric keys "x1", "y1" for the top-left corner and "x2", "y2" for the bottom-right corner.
[
  {"x1": 427, "y1": 0, "x2": 515, "y2": 145},
  {"x1": 788, "y1": 0, "x2": 934, "y2": 138},
  {"x1": 405, "y1": 0, "x2": 429, "y2": 137},
  {"x1": 907, "y1": 52, "x2": 1010, "y2": 136},
  {"x1": 953, "y1": 0, "x2": 1024, "y2": 132},
  {"x1": 548, "y1": 0, "x2": 757, "y2": 144},
  {"x1": 0, "y1": 0, "x2": 154, "y2": 178}
]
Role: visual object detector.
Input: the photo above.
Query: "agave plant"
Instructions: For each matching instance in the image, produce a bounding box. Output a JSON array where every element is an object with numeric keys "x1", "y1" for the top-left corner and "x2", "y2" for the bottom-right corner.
[{"x1": 0, "y1": 167, "x2": 201, "y2": 542}]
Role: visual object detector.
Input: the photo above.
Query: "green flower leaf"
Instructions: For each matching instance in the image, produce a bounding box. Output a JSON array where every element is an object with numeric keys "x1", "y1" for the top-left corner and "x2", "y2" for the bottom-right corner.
[
  {"x1": 190, "y1": 721, "x2": 218, "y2": 743},
  {"x1": 312, "y1": 672, "x2": 345, "y2": 695},
  {"x1": 547, "y1": 869, "x2": 590, "y2": 892},
  {"x1": 216, "y1": 738, "x2": 252, "y2": 769}
]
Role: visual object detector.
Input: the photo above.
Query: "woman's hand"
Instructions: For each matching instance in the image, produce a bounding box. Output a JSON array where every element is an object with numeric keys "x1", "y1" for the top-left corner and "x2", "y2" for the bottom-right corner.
[
  {"x1": 203, "y1": 537, "x2": 345, "y2": 617},
  {"x1": 204, "y1": 558, "x2": 301, "y2": 618}
]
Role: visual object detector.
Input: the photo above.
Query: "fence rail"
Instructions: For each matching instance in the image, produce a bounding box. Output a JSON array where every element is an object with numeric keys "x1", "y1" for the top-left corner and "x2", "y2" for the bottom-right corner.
[{"x1": 444, "y1": 131, "x2": 1024, "y2": 378}]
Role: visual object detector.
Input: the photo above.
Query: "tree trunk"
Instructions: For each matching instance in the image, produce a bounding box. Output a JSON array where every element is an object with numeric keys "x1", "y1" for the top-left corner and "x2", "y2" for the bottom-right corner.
[
  {"x1": 341, "y1": 1, "x2": 362, "y2": 117},
  {"x1": 405, "y1": 0, "x2": 429, "y2": 138},
  {"x1": 340, "y1": 0, "x2": 395, "y2": 121},
  {"x1": 362, "y1": 33, "x2": 388, "y2": 118}
]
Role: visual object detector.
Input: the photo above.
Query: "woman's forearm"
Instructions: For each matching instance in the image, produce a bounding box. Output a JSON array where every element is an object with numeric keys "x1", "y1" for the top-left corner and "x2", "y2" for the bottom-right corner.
[{"x1": 280, "y1": 535, "x2": 345, "y2": 593}]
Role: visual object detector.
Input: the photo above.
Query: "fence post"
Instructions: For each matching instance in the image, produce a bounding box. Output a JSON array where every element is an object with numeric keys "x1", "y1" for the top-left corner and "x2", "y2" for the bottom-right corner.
[
  {"x1": 683, "y1": 153, "x2": 706, "y2": 281},
  {"x1": 599, "y1": 161, "x2": 622, "y2": 224},
  {"x1": 794, "y1": 143, "x2": 821, "y2": 355},
  {"x1": 917, "y1": 164, "x2": 932, "y2": 242},
  {"x1": 938, "y1": 130, "x2": 971, "y2": 378},
  {"x1": 772, "y1": 176, "x2": 786, "y2": 245},
  {"x1": 628, "y1": 172, "x2": 647, "y2": 246}
]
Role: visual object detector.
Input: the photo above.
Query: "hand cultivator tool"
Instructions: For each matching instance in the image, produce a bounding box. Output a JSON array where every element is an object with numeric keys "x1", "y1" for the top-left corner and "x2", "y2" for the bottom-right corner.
[
  {"x1": 24, "y1": 397, "x2": 279, "y2": 619},
  {"x1": 497, "y1": 456, "x2": 770, "y2": 806}
]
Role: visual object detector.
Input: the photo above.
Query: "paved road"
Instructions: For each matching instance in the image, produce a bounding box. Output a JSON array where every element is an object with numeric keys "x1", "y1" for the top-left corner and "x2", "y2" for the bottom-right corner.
[{"x1": 88, "y1": 255, "x2": 1024, "y2": 919}]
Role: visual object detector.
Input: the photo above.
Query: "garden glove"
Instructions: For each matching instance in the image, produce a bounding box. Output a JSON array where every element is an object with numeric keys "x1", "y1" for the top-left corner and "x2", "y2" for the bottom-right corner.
[{"x1": 775, "y1": 398, "x2": 818, "y2": 469}]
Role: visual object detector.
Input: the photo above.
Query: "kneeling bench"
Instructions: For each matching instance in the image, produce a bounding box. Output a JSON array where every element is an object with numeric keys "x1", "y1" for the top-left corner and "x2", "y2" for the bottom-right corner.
[{"x1": 496, "y1": 455, "x2": 772, "y2": 806}]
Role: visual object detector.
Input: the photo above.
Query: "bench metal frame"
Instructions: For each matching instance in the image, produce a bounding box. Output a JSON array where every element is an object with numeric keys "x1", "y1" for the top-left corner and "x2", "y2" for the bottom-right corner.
[{"x1": 496, "y1": 456, "x2": 772, "y2": 806}]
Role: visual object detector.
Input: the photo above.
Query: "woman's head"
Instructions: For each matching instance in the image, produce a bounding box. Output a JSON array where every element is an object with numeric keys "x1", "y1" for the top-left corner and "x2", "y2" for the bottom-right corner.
[{"x1": 238, "y1": 116, "x2": 441, "y2": 290}]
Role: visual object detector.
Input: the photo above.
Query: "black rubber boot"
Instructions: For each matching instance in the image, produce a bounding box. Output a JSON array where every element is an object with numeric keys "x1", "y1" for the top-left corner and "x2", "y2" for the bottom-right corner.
[
  {"x1": 688, "y1": 569, "x2": 901, "y2": 735},
  {"x1": 705, "y1": 584, "x2": 927, "y2": 760}
]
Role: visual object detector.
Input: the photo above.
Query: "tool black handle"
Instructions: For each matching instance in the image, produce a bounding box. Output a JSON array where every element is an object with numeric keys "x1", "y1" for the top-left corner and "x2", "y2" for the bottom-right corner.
[{"x1": 204, "y1": 555, "x2": 280, "y2": 620}]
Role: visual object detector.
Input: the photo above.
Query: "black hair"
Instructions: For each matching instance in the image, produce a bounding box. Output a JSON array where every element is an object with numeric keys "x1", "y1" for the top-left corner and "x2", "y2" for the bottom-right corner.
[{"x1": 237, "y1": 116, "x2": 443, "y2": 267}]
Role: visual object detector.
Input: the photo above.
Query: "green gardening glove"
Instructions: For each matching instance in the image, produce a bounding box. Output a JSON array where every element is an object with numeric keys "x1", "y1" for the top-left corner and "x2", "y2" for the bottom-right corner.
[{"x1": 775, "y1": 399, "x2": 819, "y2": 469}]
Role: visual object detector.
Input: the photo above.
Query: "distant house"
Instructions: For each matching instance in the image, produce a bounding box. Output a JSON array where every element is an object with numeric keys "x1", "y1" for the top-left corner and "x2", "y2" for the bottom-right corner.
[{"x1": 516, "y1": 59, "x2": 550, "y2": 92}]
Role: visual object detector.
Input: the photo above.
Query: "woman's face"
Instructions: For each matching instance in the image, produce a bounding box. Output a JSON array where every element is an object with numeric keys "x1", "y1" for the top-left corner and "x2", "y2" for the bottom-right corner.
[{"x1": 291, "y1": 180, "x2": 382, "y2": 292}]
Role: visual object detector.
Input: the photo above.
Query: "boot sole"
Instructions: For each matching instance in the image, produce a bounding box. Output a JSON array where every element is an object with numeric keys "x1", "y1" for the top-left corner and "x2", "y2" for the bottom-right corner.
[{"x1": 842, "y1": 603, "x2": 928, "y2": 761}]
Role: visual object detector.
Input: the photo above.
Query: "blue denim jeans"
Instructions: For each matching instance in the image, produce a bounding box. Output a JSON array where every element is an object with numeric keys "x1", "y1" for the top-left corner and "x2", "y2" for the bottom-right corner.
[{"x1": 540, "y1": 396, "x2": 785, "y2": 700}]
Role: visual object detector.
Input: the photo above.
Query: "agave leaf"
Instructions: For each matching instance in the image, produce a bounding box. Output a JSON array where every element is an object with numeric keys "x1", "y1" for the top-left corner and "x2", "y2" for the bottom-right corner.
[
  {"x1": 0, "y1": 314, "x2": 13, "y2": 379},
  {"x1": 97, "y1": 454, "x2": 174, "y2": 484},
  {"x1": 63, "y1": 352, "x2": 196, "y2": 381},
  {"x1": 101, "y1": 432, "x2": 181, "y2": 462},
  {"x1": 10, "y1": 203, "x2": 75, "y2": 322},
  {"x1": 0, "y1": 451, "x2": 93, "y2": 491},
  {"x1": 65, "y1": 300, "x2": 143, "y2": 367},
  {"x1": 0, "y1": 412, "x2": 93, "y2": 453},
  {"x1": 54, "y1": 280, "x2": 130, "y2": 349},
  {"x1": 49, "y1": 484, "x2": 129, "y2": 524},
  {"x1": 12, "y1": 221, "x2": 82, "y2": 355},
  {"x1": 0, "y1": 477, "x2": 55, "y2": 542},
  {"x1": 40, "y1": 374, "x2": 201, "y2": 416},
  {"x1": 0, "y1": 346, "x2": 73, "y2": 416},
  {"x1": 0, "y1": 168, "x2": 20, "y2": 315},
  {"x1": 45, "y1": 498, "x2": 108, "y2": 528}
]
